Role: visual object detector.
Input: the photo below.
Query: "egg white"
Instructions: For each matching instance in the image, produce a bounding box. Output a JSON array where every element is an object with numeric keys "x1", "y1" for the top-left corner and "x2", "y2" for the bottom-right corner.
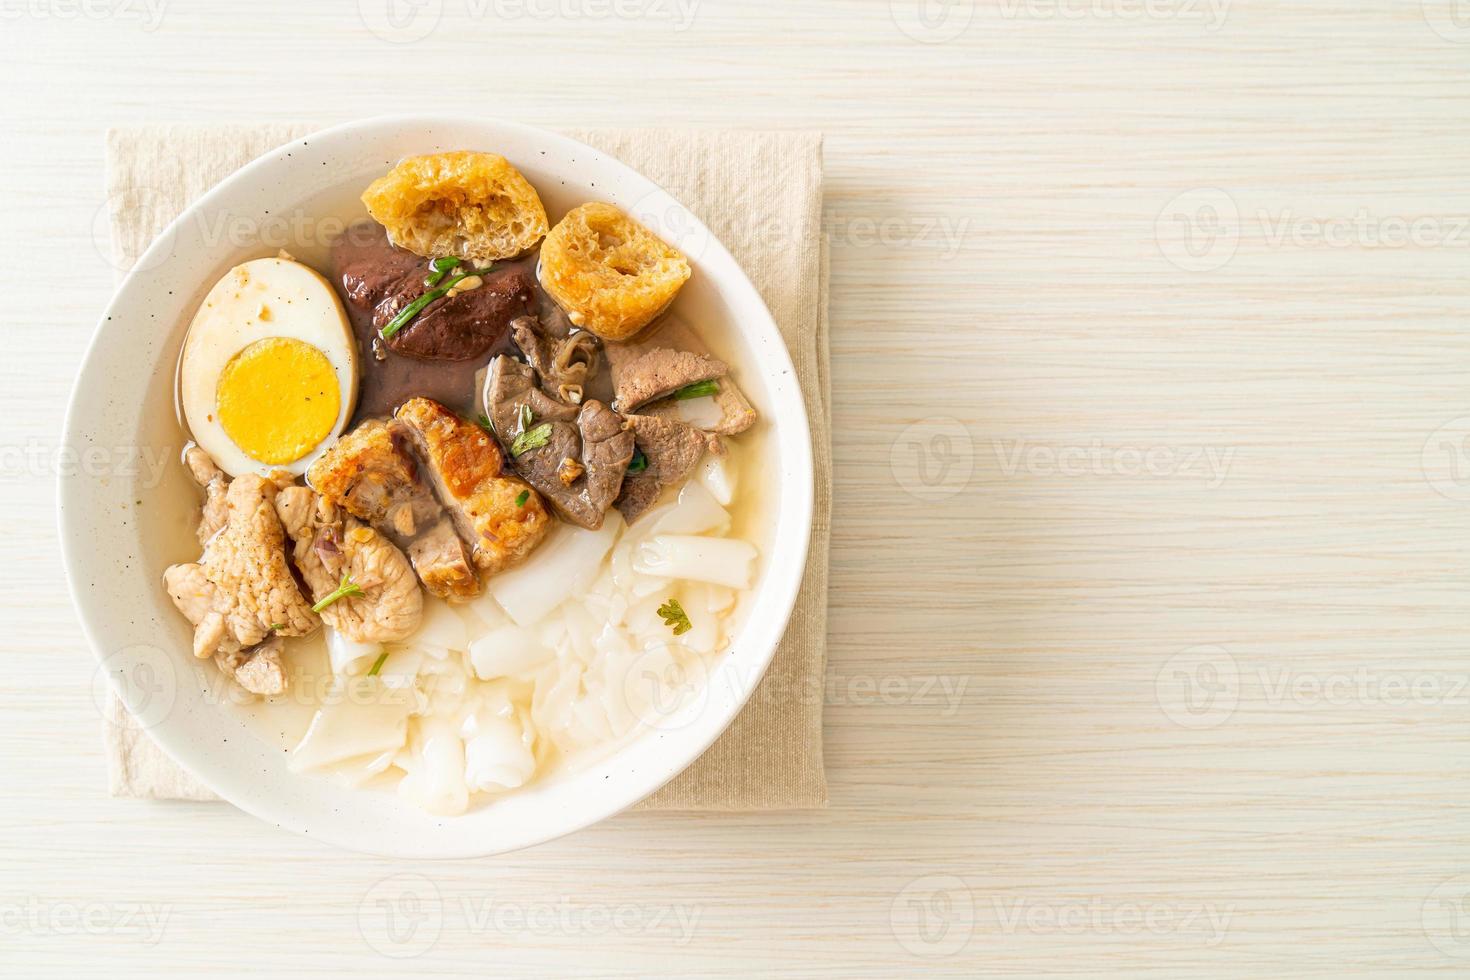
[{"x1": 180, "y1": 258, "x2": 359, "y2": 478}]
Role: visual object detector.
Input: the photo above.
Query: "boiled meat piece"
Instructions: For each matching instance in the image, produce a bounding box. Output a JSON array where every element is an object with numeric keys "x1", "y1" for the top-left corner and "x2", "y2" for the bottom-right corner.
[
  {"x1": 164, "y1": 468, "x2": 318, "y2": 663},
  {"x1": 615, "y1": 414, "x2": 710, "y2": 524},
  {"x1": 275, "y1": 486, "x2": 423, "y2": 643},
  {"x1": 484, "y1": 355, "x2": 635, "y2": 529},
  {"x1": 214, "y1": 635, "x2": 287, "y2": 697}
]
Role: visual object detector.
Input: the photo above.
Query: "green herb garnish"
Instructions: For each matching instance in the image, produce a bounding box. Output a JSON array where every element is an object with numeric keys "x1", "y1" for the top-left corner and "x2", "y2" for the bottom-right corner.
[
  {"x1": 476, "y1": 414, "x2": 494, "y2": 433},
  {"x1": 311, "y1": 572, "x2": 364, "y2": 613},
  {"x1": 627, "y1": 448, "x2": 648, "y2": 474},
  {"x1": 510, "y1": 422, "x2": 553, "y2": 457},
  {"x1": 515, "y1": 489, "x2": 530, "y2": 508},
  {"x1": 366, "y1": 651, "x2": 389, "y2": 677},
  {"x1": 518, "y1": 403, "x2": 534, "y2": 432},
  {"x1": 380, "y1": 269, "x2": 486, "y2": 341},
  {"x1": 657, "y1": 598, "x2": 693, "y2": 636},
  {"x1": 268, "y1": 623, "x2": 286, "y2": 632},
  {"x1": 423, "y1": 256, "x2": 461, "y2": 288},
  {"x1": 671, "y1": 379, "x2": 720, "y2": 400}
]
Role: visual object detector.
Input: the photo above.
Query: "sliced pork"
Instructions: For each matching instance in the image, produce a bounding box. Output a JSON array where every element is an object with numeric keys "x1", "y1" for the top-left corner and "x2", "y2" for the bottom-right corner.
[
  {"x1": 394, "y1": 397, "x2": 551, "y2": 575},
  {"x1": 307, "y1": 419, "x2": 481, "y2": 601}
]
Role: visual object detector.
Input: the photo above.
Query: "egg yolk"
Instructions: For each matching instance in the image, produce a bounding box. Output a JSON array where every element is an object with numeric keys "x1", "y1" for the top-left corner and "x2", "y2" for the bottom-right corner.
[{"x1": 216, "y1": 337, "x2": 341, "y2": 465}]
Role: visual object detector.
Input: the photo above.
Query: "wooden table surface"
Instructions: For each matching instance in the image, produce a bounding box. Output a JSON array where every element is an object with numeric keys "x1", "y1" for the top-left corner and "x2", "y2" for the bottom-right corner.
[{"x1": 4, "y1": 2, "x2": 1469, "y2": 976}]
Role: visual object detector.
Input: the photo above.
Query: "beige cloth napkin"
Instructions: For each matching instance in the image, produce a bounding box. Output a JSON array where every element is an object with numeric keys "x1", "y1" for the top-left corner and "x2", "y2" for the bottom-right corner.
[{"x1": 102, "y1": 124, "x2": 830, "y2": 810}]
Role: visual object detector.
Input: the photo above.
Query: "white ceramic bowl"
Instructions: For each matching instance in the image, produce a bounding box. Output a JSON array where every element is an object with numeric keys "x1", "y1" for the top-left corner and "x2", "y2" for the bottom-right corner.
[{"x1": 60, "y1": 116, "x2": 813, "y2": 857}]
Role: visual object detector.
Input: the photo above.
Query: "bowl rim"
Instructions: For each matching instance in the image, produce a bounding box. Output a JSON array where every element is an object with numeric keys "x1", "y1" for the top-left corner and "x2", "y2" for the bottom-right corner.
[{"x1": 59, "y1": 114, "x2": 815, "y2": 857}]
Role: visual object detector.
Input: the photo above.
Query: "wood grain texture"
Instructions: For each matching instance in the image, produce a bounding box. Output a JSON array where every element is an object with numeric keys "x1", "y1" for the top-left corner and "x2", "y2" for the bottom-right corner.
[{"x1": 2, "y1": 1, "x2": 1469, "y2": 976}]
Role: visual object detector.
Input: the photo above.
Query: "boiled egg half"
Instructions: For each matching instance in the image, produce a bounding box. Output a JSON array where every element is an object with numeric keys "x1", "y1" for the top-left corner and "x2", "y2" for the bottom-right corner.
[{"x1": 180, "y1": 257, "x2": 358, "y2": 478}]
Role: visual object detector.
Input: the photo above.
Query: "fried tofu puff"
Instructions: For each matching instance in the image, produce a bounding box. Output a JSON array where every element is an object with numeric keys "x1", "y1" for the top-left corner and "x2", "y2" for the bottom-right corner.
[
  {"x1": 537, "y1": 203, "x2": 692, "y2": 341},
  {"x1": 362, "y1": 151, "x2": 548, "y2": 263}
]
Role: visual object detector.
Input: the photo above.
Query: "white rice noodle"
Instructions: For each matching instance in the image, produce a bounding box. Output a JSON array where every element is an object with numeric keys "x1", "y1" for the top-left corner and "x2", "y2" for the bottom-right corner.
[
  {"x1": 416, "y1": 652, "x2": 470, "y2": 717},
  {"x1": 702, "y1": 584, "x2": 736, "y2": 615},
  {"x1": 468, "y1": 624, "x2": 555, "y2": 680},
  {"x1": 592, "y1": 625, "x2": 640, "y2": 735},
  {"x1": 633, "y1": 535, "x2": 757, "y2": 590},
  {"x1": 490, "y1": 515, "x2": 624, "y2": 626},
  {"x1": 697, "y1": 452, "x2": 736, "y2": 506},
  {"x1": 414, "y1": 598, "x2": 470, "y2": 652},
  {"x1": 397, "y1": 716, "x2": 469, "y2": 816},
  {"x1": 326, "y1": 628, "x2": 380, "y2": 677},
  {"x1": 461, "y1": 692, "x2": 536, "y2": 793},
  {"x1": 375, "y1": 647, "x2": 425, "y2": 692},
  {"x1": 322, "y1": 748, "x2": 397, "y2": 788},
  {"x1": 629, "y1": 573, "x2": 671, "y2": 599},
  {"x1": 531, "y1": 660, "x2": 586, "y2": 753},
  {"x1": 611, "y1": 639, "x2": 700, "y2": 731},
  {"x1": 558, "y1": 602, "x2": 600, "y2": 667},
  {"x1": 289, "y1": 678, "x2": 416, "y2": 774},
  {"x1": 674, "y1": 583, "x2": 721, "y2": 656},
  {"x1": 456, "y1": 589, "x2": 511, "y2": 635},
  {"x1": 624, "y1": 591, "x2": 671, "y2": 637},
  {"x1": 653, "y1": 481, "x2": 730, "y2": 537}
]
